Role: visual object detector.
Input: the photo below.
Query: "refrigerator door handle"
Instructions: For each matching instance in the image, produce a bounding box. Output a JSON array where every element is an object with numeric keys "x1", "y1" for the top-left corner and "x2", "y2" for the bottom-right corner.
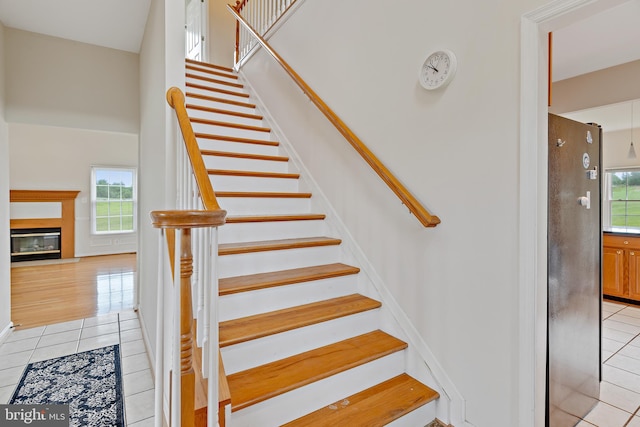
[{"x1": 578, "y1": 191, "x2": 591, "y2": 209}]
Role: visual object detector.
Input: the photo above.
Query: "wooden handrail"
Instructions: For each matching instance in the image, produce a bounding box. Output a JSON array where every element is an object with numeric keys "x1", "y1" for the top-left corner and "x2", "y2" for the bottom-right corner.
[
  {"x1": 227, "y1": 6, "x2": 441, "y2": 227},
  {"x1": 166, "y1": 87, "x2": 223, "y2": 212}
]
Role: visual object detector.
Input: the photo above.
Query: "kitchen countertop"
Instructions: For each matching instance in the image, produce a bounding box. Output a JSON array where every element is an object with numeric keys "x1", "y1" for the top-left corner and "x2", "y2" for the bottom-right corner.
[{"x1": 603, "y1": 227, "x2": 640, "y2": 236}]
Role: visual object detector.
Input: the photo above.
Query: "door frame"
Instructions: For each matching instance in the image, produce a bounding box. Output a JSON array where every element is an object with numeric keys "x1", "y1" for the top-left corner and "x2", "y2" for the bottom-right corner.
[{"x1": 520, "y1": 0, "x2": 628, "y2": 425}]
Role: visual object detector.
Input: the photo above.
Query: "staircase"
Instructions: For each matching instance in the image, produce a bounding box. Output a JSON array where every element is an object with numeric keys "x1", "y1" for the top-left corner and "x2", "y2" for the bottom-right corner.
[{"x1": 183, "y1": 58, "x2": 440, "y2": 426}]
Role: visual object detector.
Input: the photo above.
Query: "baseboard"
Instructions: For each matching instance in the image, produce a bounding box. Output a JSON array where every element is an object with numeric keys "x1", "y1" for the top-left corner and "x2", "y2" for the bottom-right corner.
[{"x1": 0, "y1": 321, "x2": 14, "y2": 345}]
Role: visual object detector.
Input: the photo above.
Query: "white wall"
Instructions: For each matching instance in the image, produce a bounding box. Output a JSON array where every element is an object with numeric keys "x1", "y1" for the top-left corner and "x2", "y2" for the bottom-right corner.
[
  {"x1": 137, "y1": 0, "x2": 183, "y2": 361},
  {"x1": 208, "y1": 0, "x2": 236, "y2": 68},
  {"x1": 5, "y1": 28, "x2": 139, "y2": 133},
  {"x1": 240, "y1": 0, "x2": 548, "y2": 425},
  {"x1": 602, "y1": 127, "x2": 640, "y2": 169},
  {"x1": 8, "y1": 123, "x2": 138, "y2": 256},
  {"x1": 551, "y1": 59, "x2": 640, "y2": 115},
  {"x1": 0, "y1": 22, "x2": 12, "y2": 338},
  {"x1": 4, "y1": 29, "x2": 141, "y2": 257}
]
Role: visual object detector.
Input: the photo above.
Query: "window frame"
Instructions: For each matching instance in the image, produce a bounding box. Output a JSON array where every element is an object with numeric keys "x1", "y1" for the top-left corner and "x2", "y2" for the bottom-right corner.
[
  {"x1": 604, "y1": 167, "x2": 640, "y2": 232},
  {"x1": 90, "y1": 166, "x2": 137, "y2": 235}
]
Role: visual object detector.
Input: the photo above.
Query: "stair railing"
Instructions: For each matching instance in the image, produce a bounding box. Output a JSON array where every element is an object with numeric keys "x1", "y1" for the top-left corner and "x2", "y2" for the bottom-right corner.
[
  {"x1": 153, "y1": 87, "x2": 227, "y2": 427},
  {"x1": 233, "y1": 0, "x2": 298, "y2": 65},
  {"x1": 227, "y1": 7, "x2": 441, "y2": 227}
]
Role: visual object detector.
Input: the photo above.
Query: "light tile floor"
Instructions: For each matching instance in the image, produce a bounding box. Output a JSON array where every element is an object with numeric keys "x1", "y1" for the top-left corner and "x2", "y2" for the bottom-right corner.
[
  {"x1": 576, "y1": 301, "x2": 640, "y2": 426},
  {"x1": 9, "y1": 301, "x2": 640, "y2": 426},
  {"x1": 0, "y1": 310, "x2": 155, "y2": 426}
]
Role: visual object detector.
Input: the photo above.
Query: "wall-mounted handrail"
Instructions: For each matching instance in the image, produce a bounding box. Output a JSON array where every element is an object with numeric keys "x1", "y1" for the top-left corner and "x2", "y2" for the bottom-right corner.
[
  {"x1": 227, "y1": 6, "x2": 441, "y2": 227},
  {"x1": 167, "y1": 87, "x2": 222, "y2": 212}
]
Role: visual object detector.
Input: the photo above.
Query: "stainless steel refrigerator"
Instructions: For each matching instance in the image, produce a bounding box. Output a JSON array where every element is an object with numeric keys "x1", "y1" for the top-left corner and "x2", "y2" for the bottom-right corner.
[{"x1": 547, "y1": 113, "x2": 601, "y2": 426}]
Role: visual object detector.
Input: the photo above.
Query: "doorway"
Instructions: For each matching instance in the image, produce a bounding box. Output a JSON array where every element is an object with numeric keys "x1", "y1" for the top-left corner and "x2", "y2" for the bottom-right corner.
[
  {"x1": 185, "y1": 0, "x2": 208, "y2": 61},
  {"x1": 520, "y1": 0, "x2": 639, "y2": 425}
]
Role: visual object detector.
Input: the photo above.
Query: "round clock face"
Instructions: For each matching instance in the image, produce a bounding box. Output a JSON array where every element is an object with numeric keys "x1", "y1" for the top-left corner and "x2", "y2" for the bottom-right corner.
[{"x1": 419, "y1": 50, "x2": 457, "y2": 90}]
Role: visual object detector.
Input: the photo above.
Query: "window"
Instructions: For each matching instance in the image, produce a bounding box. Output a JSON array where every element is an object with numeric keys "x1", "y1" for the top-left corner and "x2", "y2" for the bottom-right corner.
[
  {"x1": 91, "y1": 167, "x2": 136, "y2": 234},
  {"x1": 605, "y1": 169, "x2": 640, "y2": 231}
]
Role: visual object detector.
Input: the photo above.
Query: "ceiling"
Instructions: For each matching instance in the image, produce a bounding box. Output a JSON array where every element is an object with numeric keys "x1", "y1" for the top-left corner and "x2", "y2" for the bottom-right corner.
[
  {"x1": 0, "y1": 0, "x2": 151, "y2": 53},
  {"x1": 551, "y1": 0, "x2": 640, "y2": 132},
  {"x1": 552, "y1": 0, "x2": 640, "y2": 82}
]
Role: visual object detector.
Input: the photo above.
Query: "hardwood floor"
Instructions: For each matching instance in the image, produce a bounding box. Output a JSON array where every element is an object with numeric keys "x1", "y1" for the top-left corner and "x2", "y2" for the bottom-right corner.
[{"x1": 10, "y1": 253, "x2": 136, "y2": 330}]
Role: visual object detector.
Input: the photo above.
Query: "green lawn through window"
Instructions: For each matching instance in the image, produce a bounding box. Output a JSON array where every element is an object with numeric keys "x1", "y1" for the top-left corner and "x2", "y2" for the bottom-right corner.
[
  {"x1": 611, "y1": 184, "x2": 640, "y2": 228},
  {"x1": 96, "y1": 200, "x2": 134, "y2": 232}
]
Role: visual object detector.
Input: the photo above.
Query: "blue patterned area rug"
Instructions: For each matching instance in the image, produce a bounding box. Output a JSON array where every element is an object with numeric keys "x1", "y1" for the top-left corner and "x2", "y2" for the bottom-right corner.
[{"x1": 10, "y1": 345, "x2": 125, "y2": 427}]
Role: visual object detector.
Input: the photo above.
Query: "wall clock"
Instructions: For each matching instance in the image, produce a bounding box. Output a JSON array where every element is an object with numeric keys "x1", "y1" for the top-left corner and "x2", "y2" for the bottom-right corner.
[{"x1": 419, "y1": 50, "x2": 457, "y2": 90}]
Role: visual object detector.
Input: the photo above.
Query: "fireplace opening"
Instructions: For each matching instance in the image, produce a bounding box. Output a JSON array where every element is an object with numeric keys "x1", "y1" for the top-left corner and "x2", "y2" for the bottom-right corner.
[{"x1": 10, "y1": 228, "x2": 62, "y2": 262}]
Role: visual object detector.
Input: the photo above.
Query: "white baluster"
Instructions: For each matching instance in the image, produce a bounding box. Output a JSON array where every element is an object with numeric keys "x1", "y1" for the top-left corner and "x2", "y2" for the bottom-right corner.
[
  {"x1": 207, "y1": 227, "x2": 220, "y2": 427},
  {"x1": 154, "y1": 230, "x2": 166, "y2": 427}
]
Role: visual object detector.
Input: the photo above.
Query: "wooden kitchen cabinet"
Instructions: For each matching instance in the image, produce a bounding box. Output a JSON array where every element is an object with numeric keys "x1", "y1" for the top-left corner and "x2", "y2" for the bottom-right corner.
[
  {"x1": 603, "y1": 245, "x2": 625, "y2": 297},
  {"x1": 603, "y1": 233, "x2": 640, "y2": 302}
]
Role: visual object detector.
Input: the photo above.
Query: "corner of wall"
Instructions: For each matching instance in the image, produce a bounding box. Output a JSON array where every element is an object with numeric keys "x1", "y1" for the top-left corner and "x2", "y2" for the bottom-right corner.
[{"x1": 0, "y1": 20, "x2": 12, "y2": 337}]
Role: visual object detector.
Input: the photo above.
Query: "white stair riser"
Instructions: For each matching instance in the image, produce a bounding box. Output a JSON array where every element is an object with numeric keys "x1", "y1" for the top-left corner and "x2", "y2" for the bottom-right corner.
[
  {"x1": 219, "y1": 275, "x2": 359, "y2": 322},
  {"x1": 217, "y1": 197, "x2": 311, "y2": 215},
  {"x1": 186, "y1": 77, "x2": 245, "y2": 94},
  {"x1": 386, "y1": 403, "x2": 437, "y2": 427},
  {"x1": 218, "y1": 245, "x2": 341, "y2": 278},
  {"x1": 202, "y1": 155, "x2": 289, "y2": 174},
  {"x1": 196, "y1": 138, "x2": 280, "y2": 156},
  {"x1": 185, "y1": 68, "x2": 238, "y2": 84},
  {"x1": 186, "y1": 107, "x2": 264, "y2": 127},
  {"x1": 221, "y1": 310, "x2": 379, "y2": 374},
  {"x1": 185, "y1": 95, "x2": 257, "y2": 115},
  {"x1": 211, "y1": 174, "x2": 299, "y2": 193},
  {"x1": 185, "y1": 85, "x2": 250, "y2": 102},
  {"x1": 228, "y1": 351, "x2": 406, "y2": 427},
  {"x1": 218, "y1": 219, "x2": 326, "y2": 244},
  {"x1": 191, "y1": 122, "x2": 272, "y2": 141}
]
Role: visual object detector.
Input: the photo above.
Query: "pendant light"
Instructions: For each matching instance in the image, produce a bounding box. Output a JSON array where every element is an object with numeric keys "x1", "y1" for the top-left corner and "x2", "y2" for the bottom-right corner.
[{"x1": 629, "y1": 101, "x2": 636, "y2": 159}]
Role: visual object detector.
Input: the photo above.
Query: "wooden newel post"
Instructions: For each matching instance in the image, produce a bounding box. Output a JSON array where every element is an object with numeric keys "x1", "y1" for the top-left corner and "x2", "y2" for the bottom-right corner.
[
  {"x1": 151, "y1": 209, "x2": 226, "y2": 427},
  {"x1": 179, "y1": 228, "x2": 195, "y2": 427}
]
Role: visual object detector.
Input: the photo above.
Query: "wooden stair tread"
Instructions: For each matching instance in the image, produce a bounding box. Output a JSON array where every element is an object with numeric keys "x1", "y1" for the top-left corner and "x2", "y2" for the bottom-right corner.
[
  {"x1": 186, "y1": 72, "x2": 244, "y2": 89},
  {"x1": 220, "y1": 294, "x2": 380, "y2": 347},
  {"x1": 201, "y1": 149, "x2": 288, "y2": 162},
  {"x1": 186, "y1": 92, "x2": 256, "y2": 109},
  {"x1": 208, "y1": 169, "x2": 300, "y2": 179},
  {"x1": 225, "y1": 213, "x2": 325, "y2": 224},
  {"x1": 186, "y1": 104, "x2": 263, "y2": 120},
  {"x1": 185, "y1": 58, "x2": 235, "y2": 73},
  {"x1": 186, "y1": 82, "x2": 250, "y2": 98},
  {"x1": 194, "y1": 132, "x2": 278, "y2": 146},
  {"x1": 215, "y1": 191, "x2": 311, "y2": 198},
  {"x1": 219, "y1": 236, "x2": 341, "y2": 255},
  {"x1": 219, "y1": 262, "x2": 359, "y2": 295},
  {"x1": 282, "y1": 374, "x2": 439, "y2": 427},
  {"x1": 186, "y1": 63, "x2": 239, "y2": 80},
  {"x1": 227, "y1": 330, "x2": 407, "y2": 411},
  {"x1": 190, "y1": 117, "x2": 271, "y2": 133}
]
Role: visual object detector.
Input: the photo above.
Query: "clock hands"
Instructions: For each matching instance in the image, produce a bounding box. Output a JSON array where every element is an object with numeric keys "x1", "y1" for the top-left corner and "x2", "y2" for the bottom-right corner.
[{"x1": 426, "y1": 64, "x2": 439, "y2": 73}]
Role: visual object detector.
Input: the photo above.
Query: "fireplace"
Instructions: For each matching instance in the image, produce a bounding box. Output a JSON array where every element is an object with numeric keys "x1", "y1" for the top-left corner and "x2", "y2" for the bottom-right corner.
[
  {"x1": 10, "y1": 190, "x2": 80, "y2": 260},
  {"x1": 11, "y1": 228, "x2": 62, "y2": 262}
]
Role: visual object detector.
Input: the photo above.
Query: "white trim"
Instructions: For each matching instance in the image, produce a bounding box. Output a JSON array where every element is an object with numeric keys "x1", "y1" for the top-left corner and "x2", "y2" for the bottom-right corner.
[
  {"x1": 201, "y1": 0, "x2": 209, "y2": 63},
  {"x1": 520, "y1": 1, "x2": 626, "y2": 425},
  {"x1": 90, "y1": 165, "x2": 138, "y2": 235},
  {"x1": 0, "y1": 321, "x2": 14, "y2": 345},
  {"x1": 240, "y1": 71, "x2": 473, "y2": 427}
]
